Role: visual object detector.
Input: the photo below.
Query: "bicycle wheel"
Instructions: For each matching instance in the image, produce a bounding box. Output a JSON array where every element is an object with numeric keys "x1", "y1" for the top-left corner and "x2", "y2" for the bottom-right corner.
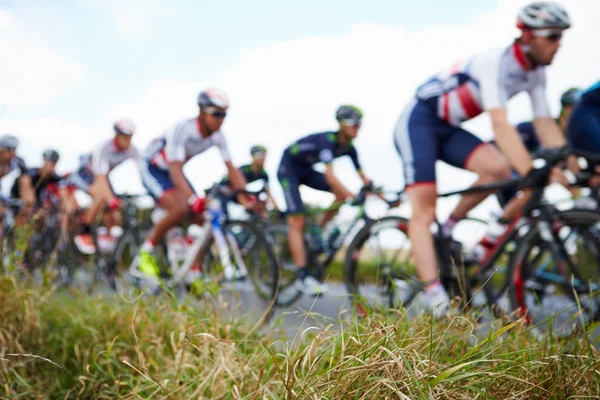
[
  {"x1": 508, "y1": 209, "x2": 600, "y2": 335},
  {"x1": 198, "y1": 220, "x2": 279, "y2": 324},
  {"x1": 262, "y1": 223, "x2": 310, "y2": 307},
  {"x1": 344, "y1": 216, "x2": 418, "y2": 310}
]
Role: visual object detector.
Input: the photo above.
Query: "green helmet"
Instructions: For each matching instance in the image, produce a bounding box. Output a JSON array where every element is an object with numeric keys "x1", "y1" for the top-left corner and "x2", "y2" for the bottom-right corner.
[
  {"x1": 560, "y1": 88, "x2": 582, "y2": 107},
  {"x1": 336, "y1": 105, "x2": 363, "y2": 125}
]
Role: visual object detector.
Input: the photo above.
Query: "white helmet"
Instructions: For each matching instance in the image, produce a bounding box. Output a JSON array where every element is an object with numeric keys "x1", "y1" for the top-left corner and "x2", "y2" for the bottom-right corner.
[
  {"x1": 0, "y1": 134, "x2": 19, "y2": 150},
  {"x1": 517, "y1": 2, "x2": 571, "y2": 30},
  {"x1": 197, "y1": 88, "x2": 230, "y2": 109},
  {"x1": 113, "y1": 118, "x2": 136, "y2": 135}
]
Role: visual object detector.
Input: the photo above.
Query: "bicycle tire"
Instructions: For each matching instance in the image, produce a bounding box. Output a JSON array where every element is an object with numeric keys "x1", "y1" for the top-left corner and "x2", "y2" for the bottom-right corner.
[
  {"x1": 508, "y1": 209, "x2": 600, "y2": 331},
  {"x1": 344, "y1": 216, "x2": 417, "y2": 309}
]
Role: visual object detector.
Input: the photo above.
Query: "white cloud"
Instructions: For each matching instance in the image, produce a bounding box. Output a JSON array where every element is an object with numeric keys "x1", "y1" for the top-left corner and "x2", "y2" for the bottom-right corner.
[
  {"x1": 5, "y1": 0, "x2": 597, "y2": 220},
  {"x1": 0, "y1": 8, "x2": 86, "y2": 112},
  {"x1": 100, "y1": 0, "x2": 598, "y2": 219},
  {"x1": 87, "y1": 0, "x2": 174, "y2": 37}
]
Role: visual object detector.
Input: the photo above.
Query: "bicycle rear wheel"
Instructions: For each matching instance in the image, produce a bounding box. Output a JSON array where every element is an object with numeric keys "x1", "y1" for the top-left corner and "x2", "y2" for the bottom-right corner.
[{"x1": 508, "y1": 209, "x2": 600, "y2": 335}]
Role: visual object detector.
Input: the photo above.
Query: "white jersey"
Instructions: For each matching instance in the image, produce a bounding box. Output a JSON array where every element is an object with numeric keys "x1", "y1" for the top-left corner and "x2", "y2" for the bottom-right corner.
[
  {"x1": 81, "y1": 139, "x2": 141, "y2": 175},
  {"x1": 144, "y1": 117, "x2": 231, "y2": 170},
  {"x1": 415, "y1": 42, "x2": 551, "y2": 126}
]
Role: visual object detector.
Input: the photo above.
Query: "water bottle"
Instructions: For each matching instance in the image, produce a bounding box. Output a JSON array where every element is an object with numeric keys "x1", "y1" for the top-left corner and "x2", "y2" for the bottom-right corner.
[{"x1": 326, "y1": 227, "x2": 341, "y2": 250}]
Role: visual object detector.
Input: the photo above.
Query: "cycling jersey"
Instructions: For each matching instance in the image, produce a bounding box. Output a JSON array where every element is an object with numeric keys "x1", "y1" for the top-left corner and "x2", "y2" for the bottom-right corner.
[
  {"x1": 395, "y1": 42, "x2": 551, "y2": 186},
  {"x1": 220, "y1": 164, "x2": 269, "y2": 187},
  {"x1": 567, "y1": 81, "x2": 600, "y2": 153},
  {"x1": 278, "y1": 131, "x2": 362, "y2": 214},
  {"x1": 144, "y1": 117, "x2": 231, "y2": 170},
  {"x1": 0, "y1": 156, "x2": 27, "y2": 179},
  {"x1": 10, "y1": 168, "x2": 62, "y2": 206},
  {"x1": 140, "y1": 117, "x2": 232, "y2": 201},
  {"x1": 62, "y1": 139, "x2": 139, "y2": 193},
  {"x1": 415, "y1": 42, "x2": 551, "y2": 126},
  {"x1": 282, "y1": 131, "x2": 362, "y2": 170}
]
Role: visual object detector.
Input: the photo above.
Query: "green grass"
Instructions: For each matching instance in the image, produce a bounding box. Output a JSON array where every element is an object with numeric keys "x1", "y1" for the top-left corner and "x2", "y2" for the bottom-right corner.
[{"x1": 1, "y1": 276, "x2": 600, "y2": 399}]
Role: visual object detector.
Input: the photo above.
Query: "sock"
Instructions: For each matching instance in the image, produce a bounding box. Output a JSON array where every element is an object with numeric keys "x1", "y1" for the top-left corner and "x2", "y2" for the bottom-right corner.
[
  {"x1": 424, "y1": 278, "x2": 442, "y2": 293},
  {"x1": 298, "y1": 266, "x2": 309, "y2": 279},
  {"x1": 441, "y1": 215, "x2": 460, "y2": 237},
  {"x1": 141, "y1": 239, "x2": 156, "y2": 252}
]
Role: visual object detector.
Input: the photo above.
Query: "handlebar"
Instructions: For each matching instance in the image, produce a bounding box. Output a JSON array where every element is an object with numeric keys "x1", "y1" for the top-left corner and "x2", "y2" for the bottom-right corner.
[
  {"x1": 439, "y1": 146, "x2": 600, "y2": 198},
  {"x1": 204, "y1": 184, "x2": 267, "y2": 199}
]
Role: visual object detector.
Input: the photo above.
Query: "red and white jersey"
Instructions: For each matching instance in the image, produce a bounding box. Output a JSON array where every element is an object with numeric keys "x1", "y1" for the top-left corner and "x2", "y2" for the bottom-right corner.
[
  {"x1": 81, "y1": 139, "x2": 140, "y2": 175},
  {"x1": 144, "y1": 117, "x2": 231, "y2": 170},
  {"x1": 415, "y1": 42, "x2": 551, "y2": 126}
]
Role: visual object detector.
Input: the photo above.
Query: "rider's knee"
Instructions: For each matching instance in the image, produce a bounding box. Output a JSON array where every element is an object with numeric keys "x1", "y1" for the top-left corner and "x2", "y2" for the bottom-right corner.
[
  {"x1": 411, "y1": 208, "x2": 436, "y2": 226},
  {"x1": 169, "y1": 201, "x2": 188, "y2": 222},
  {"x1": 288, "y1": 215, "x2": 305, "y2": 231}
]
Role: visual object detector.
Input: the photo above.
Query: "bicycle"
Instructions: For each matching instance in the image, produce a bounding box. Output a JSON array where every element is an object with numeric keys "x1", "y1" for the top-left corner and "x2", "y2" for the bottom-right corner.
[
  {"x1": 265, "y1": 184, "x2": 400, "y2": 307},
  {"x1": 127, "y1": 185, "x2": 279, "y2": 325},
  {"x1": 345, "y1": 147, "x2": 600, "y2": 330}
]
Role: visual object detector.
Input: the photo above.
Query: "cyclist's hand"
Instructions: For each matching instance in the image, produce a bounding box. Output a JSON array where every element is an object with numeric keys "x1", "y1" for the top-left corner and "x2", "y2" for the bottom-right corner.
[
  {"x1": 108, "y1": 197, "x2": 121, "y2": 211},
  {"x1": 550, "y1": 167, "x2": 570, "y2": 187},
  {"x1": 188, "y1": 195, "x2": 206, "y2": 214}
]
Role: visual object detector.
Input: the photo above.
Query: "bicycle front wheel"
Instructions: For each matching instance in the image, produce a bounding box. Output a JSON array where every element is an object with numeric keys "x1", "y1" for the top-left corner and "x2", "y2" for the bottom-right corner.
[{"x1": 508, "y1": 209, "x2": 600, "y2": 335}]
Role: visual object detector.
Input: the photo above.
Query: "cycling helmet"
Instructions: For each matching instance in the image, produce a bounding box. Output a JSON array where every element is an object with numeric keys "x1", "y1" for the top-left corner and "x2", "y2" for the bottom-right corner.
[
  {"x1": 517, "y1": 2, "x2": 571, "y2": 30},
  {"x1": 335, "y1": 105, "x2": 363, "y2": 125},
  {"x1": 113, "y1": 119, "x2": 136, "y2": 135},
  {"x1": 250, "y1": 145, "x2": 267, "y2": 156},
  {"x1": 43, "y1": 149, "x2": 60, "y2": 163},
  {"x1": 0, "y1": 135, "x2": 19, "y2": 150},
  {"x1": 560, "y1": 88, "x2": 582, "y2": 107},
  {"x1": 197, "y1": 88, "x2": 230, "y2": 109}
]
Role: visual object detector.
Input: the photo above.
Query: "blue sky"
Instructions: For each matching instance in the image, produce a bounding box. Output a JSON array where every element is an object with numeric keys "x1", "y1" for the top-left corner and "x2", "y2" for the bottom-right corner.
[{"x1": 2, "y1": 0, "x2": 494, "y2": 122}]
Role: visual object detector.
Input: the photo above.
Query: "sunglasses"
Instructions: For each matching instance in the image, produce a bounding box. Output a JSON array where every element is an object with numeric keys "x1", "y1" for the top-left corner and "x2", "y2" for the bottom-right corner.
[
  {"x1": 203, "y1": 106, "x2": 227, "y2": 118},
  {"x1": 533, "y1": 29, "x2": 563, "y2": 42},
  {"x1": 340, "y1": 118, "x2": 362, "y2": 127}
]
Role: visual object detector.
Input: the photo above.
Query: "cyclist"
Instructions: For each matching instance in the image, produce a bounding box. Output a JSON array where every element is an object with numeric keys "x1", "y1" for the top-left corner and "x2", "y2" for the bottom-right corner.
[
  {"x1": 0, "y1": 135, "x2": 34, "y2": 215},
  {"x1": 61, "y1": 119, "x2": 140, "y2": 253},
  {"x1": 567, "y1": 81, "x2": 600, "y2": 154},
  {"x1": 278, "y1": 105, "x2": 373, "y2": 295},
  {"x1": 132, "y1": 88, "x2": 249, "y2": 287},
  {"x1": 393, "y1": 1, "x2": 571, "y2": 317},
  {"x1": 218, "y1": 144, "x2": 279, "y2": 218},
  {"x1": 497, "y1": 87, "x2": 582, "y2": 205},
  {"x1": 11, "y1": 149, "x2": 62, "y2": 207}
]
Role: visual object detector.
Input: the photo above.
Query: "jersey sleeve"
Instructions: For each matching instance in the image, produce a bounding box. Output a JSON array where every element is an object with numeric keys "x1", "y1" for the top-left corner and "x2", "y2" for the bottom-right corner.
[
  {"x1": 214, "y1": 132, "x2": 232, "y2": 162},
  {"x1": 90, "y1": 141, "x2": 110, "y2": 175},
  {"x1": 528, "y1": 69, "x2": 551, "y2": 118},
  {"x1": 16, "y1": 158, "x2": 27, "y2": 175},
  {"x1": 164, "y1": 124, "x2": 187, "y2": 163},
  {"x1": 470, "y1": 50, "x2": 507, "y2": 111},
  {"x1": 348, "y1": 147, "x2": 362, "y2": 171}
]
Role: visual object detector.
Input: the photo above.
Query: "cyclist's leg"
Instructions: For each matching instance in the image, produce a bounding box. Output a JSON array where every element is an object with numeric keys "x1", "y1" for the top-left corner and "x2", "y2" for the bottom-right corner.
[
  {"x1": 441, "y1": 130, "x2": 511, "y2": 220},
  {"x1": 277, "y1": 159, "x2": 306, "y2": 269},
  {"x1": 141, "y1": 163, "x2": 188, "y2": 247},
  {"x1": 394, "y1": 99, "x2": 441, "y2": 286},
  {"x1": 302, "y1": 170, "x2": 341, "y2": 227}
]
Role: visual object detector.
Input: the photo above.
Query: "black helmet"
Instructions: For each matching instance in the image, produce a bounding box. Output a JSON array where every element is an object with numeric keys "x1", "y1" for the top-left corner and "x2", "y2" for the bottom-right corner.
[
  {"x1": 43, "y1": 149, "x2": 60, "y2": 163},
  {"x1": 250, "y1": 145, "x2": 267, "y2": 157},
  {"x1": 335, "y1": 105, "x2": 363, "y2": 126},
  {"x1": 560, "y1": 88, "x2": 582, "y2": 107}
]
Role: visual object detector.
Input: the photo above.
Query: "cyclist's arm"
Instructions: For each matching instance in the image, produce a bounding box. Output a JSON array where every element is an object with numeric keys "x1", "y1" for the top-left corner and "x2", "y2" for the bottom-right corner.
[
  {"x1": 93, "y1": 174, "x2": 116, "y2": 203},
  {"x1": 226, "y1": 162, "x2": 254, "y2": 208},
  {"x1": 324, "y1": 164, "x2": 354, "y2": 199},
  {"x1": 18, "y1": 174, "x2": 35, "y2": 208},
  {"x1": 265, "y1": 187, "x2": 279, "y2": 211},
  {"x1": 489, "y1": 108, "x2": 533, "y2": 176},
  {"x1": 533, "y1": 117, "x2": 566, "y2": 148},
  {"x1": 168, "y1": 161, "x2": 195, "y2": 201}
]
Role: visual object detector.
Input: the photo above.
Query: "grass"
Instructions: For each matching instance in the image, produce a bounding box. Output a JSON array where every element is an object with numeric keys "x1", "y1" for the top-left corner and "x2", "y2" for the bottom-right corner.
[{"x1": 1, "y1": 276, "x2": 600, "y2": 399}]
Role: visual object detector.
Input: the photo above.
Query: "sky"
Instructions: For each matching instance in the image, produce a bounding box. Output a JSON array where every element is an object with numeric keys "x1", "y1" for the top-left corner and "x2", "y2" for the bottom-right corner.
[{"x1": 1, "y1": 0, "x2": 599, "y2": 221}]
